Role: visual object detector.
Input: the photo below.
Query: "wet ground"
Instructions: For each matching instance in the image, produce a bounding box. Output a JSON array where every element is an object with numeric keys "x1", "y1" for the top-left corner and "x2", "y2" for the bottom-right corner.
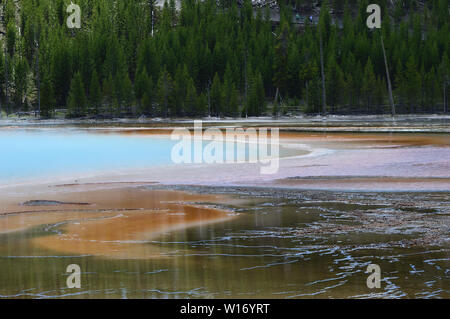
[
  {"x1": 0, "y1": 125, "x2": 448, "y2": 298},
  {"x1": 1, "y1": 115, "x2": 449, "y2": 133},
  {"x1": 0, "y1": 186, "x2": 448, "y2": 299}
]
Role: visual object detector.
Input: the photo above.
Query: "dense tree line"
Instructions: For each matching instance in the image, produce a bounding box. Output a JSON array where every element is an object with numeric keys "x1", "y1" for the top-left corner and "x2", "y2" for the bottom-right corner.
[{"x1": 0, "y1": 0, "x2": 448, "y2": 118}]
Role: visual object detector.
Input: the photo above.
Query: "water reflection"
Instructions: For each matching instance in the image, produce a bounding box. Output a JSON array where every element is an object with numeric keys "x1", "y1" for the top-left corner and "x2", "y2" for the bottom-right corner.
[{"x1": 0, "y1": 188, "x2": 448, "y2": 299}]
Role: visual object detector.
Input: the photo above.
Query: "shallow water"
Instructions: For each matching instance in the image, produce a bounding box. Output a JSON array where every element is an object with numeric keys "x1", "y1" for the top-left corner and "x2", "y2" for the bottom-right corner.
[
  {"x1": 0, "y1": 129, "x2": 176, "y2": 181},
  {"x1": 0, "y1": 129, "x2": 288, "y2": 183},
  {"x1": 0, "y1": 128, "x2": 448, "y2": 298},
  {"x1": 0, "y1": 188, "x2": 448, "y2": 299}
]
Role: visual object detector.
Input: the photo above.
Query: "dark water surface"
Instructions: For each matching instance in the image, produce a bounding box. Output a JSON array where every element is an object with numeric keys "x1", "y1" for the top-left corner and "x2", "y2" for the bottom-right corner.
[{"x1": 0, "y1": 188, "x2": 448, "y2": 299}]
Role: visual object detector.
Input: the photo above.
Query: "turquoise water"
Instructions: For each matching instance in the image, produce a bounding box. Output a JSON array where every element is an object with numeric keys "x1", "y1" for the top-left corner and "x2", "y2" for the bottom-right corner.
[
  {"x1": 0, "y1": 129, "x2": 282, "y2": 182},
  {"x1": 0, "y1": 130, "x2": 176, "y2": 182}
]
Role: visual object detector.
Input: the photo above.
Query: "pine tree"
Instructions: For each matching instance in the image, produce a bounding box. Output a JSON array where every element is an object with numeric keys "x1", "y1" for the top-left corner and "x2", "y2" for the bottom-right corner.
[
  {"x1": 173, "y1": 65, "x2": 190, "y2": 116},
  {"x1": 141, "y1": 92, "x2": 152, "y2": 116},
  {"x1": 374, "y1": 77, "x2": 387, "y2": 114},
  {"x1": 6, "y1": 22, "x2": 16, "y2": 57},
  {"x1": 13, "y1": 57, "x2": 29, "y2": 111},
  {"x1": 424, "y1": 68, "x2": 439, "y2": 113},
  {"x1": 273, "y1": 23, "x2": 290, "y2": 103},
  {"x1": 52, "y1": 41, "x2": 72, "y2": 108},
  {"x1": 114, "y1": 73, "x2": 124, "y2": 115},
  {"x1": 404, "y1": 56, "x2": 421, "y2": 113},
  {"x1": 0, "y1": 48, "x2": 5, "y2": 113},
  {"x1": 135, "y1": 67, "x2": 153, "y2": 115},
  {"x1": 438, "y1": 53, "x2": 449, "y2": 113},
  {"x1": 362, "y1": 58, "x2": 377, "y2": 113},
  {"x1": 222, "y1": 64, "x2": 239, "y2": 117},
  {"x1": 210, "y1": 73, "x2": 222, "y2": 117},
  {"x1": 184, "y1": 77, "x2": 198, "y2": 117},
  {"x1": 40, "y1": 75, "x2": 56, "y2": 118},
  {"x1": 89, "y1": 70, "x2": 102, "y2": 115},
  {"x1": 286, "y1": 42, "x2": 301, "y2": 99},
  {"x1": 156, "y1": 67, "x2": 174, "y2": 117},
  {"x1": 67, "y1": 72, "x2": 87, "y2": 117},
  {"x1": 247, "y1": 70, "x2": 265, "y2": 117},
  {"x1": 102, "y1": 74, "x2": 115, "y2": 116},
  {"x1": 299, "y1": 62, "x2": 319, "y2": 111},
  {"x1": 254, "y1": 71, "x2": 266, "y2": 116},
  {"x1": 122, "y1": 73, "x2": 134, "y2": 114},
  {"x1": 196, "y1": 93, "x2": 208, "y2": 117},
  {"x1": 1, "y1": 0, "x2": 447, "y2": 117},
  {"x1": 326, "y1": 56, "x2": 346, "y2": 113}
]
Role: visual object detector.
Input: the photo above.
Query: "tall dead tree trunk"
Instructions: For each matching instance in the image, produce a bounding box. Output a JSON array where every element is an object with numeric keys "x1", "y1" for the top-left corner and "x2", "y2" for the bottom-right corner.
[
  {"x1": 381, "y1": 35, "x2": 395, "y2": 117},
  {"x1": 319, "y1": 24, "x2": 326, "y2": 115}
]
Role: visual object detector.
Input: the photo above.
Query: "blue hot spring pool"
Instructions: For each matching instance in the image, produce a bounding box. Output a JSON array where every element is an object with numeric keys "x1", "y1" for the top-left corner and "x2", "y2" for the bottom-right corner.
[{"x1": 0, "y1": 129, "x2": 177, "y2": 182}]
